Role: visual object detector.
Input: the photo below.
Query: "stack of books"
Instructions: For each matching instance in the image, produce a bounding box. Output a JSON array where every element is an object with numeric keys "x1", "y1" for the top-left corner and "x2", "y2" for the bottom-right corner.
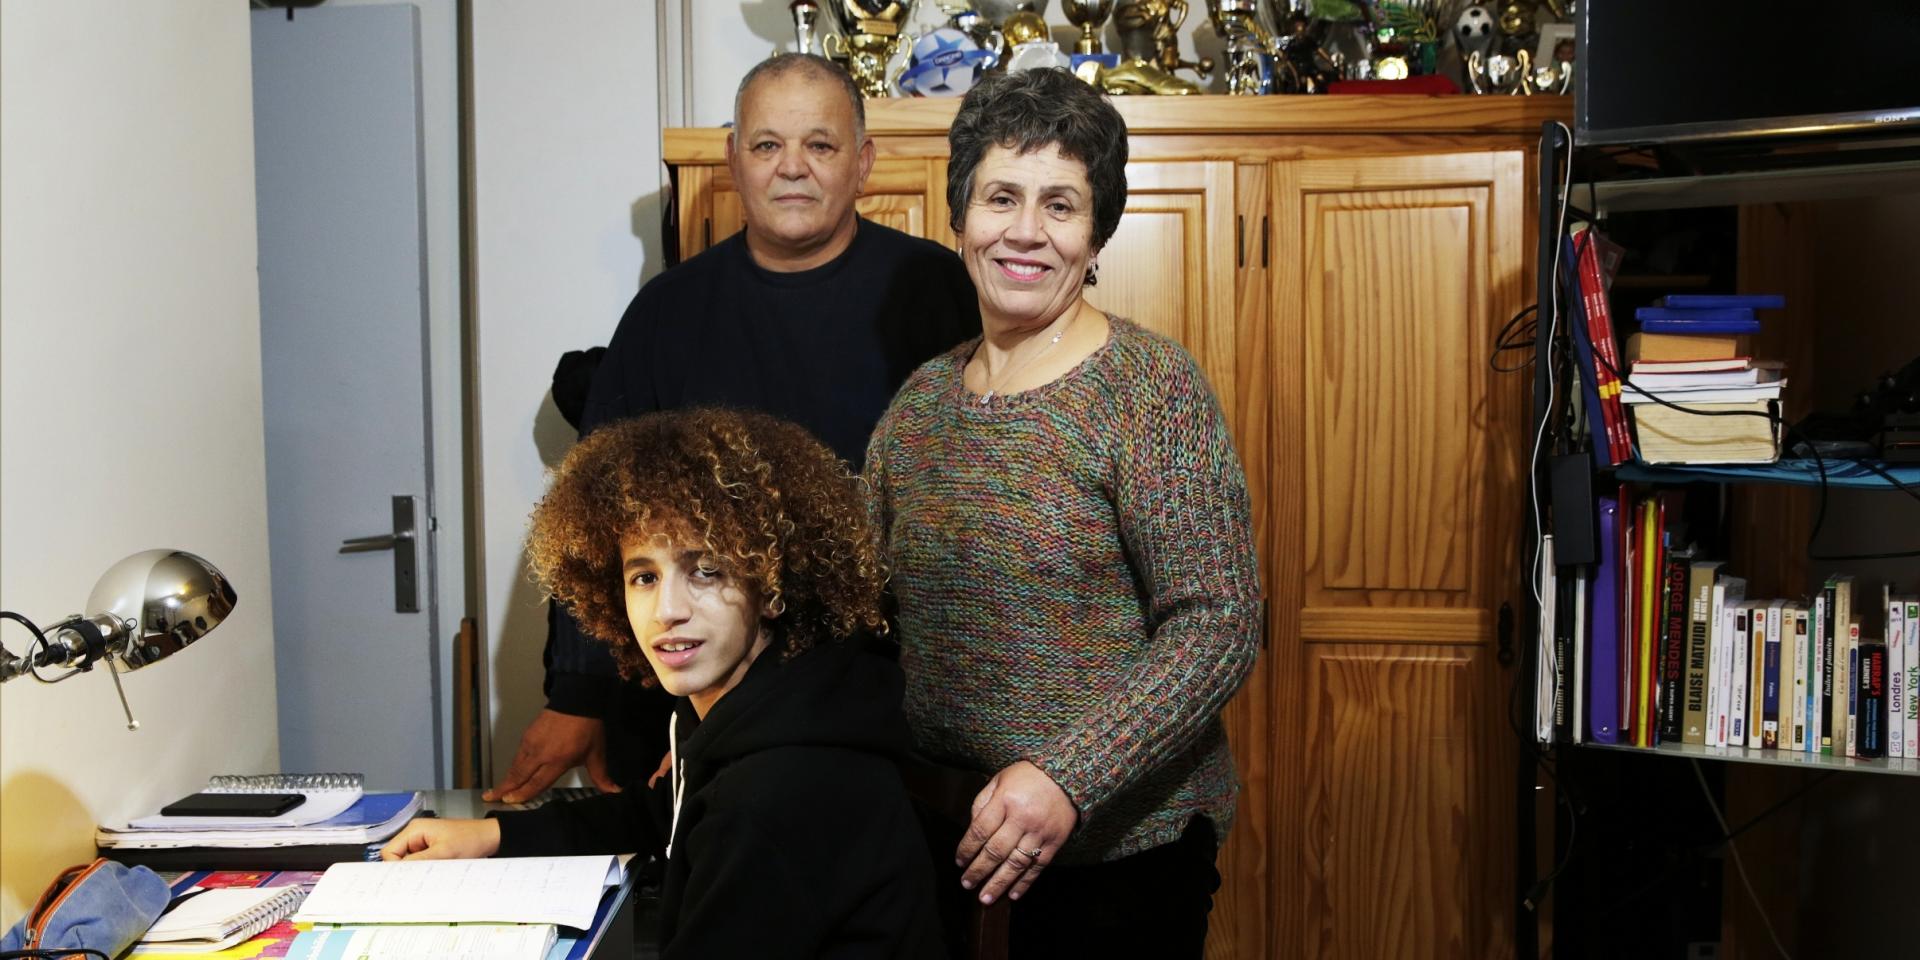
[
  {"x1": 99, "y1": 789, "x2": 422, "y2": 870},
  {"x1": 1622, "y1": 294, "x2": 1787, "y2": 464}
]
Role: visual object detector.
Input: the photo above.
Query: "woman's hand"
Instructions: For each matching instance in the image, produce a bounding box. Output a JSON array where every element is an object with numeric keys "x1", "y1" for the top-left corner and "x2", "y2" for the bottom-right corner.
[
  {"x1": 379, "y1": 817, "x2": 502, "y2": 861},
  {"x1": 956, "y1": 760, "x2": 1077, "y2": 905}
]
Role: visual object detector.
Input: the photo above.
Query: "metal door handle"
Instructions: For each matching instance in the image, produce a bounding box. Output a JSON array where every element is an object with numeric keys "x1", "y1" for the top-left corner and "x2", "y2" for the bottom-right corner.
[{"x1": 338, "y1": 495, "x2": 420, "y2": 613}]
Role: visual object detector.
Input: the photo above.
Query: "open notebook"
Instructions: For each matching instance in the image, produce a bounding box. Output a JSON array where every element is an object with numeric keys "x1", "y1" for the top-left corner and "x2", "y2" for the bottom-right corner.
[{"x1": 134, "y1": 885, "x2": 307, "y2": 954}]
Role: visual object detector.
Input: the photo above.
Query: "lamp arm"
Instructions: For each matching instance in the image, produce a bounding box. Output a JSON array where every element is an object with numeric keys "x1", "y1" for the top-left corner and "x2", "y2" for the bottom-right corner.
[{"x1": 0, "y1": 611, "x2": 113, "y2": 683}]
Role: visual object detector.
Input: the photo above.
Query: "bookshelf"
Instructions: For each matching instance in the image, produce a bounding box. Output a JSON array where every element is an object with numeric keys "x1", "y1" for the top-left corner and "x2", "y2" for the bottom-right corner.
[
  {"x1": 1583, "y1": 739, "x2": 1920, "y2": 778},
  {"x1": 1522, "y1": 124, "x2": 1920, "y2": 959}
]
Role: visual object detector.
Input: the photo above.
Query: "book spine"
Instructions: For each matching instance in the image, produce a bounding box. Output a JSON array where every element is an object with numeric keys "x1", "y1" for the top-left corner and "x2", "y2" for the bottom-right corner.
[
  {"x1": 1657, "y1": 552, "x2": 1691, "y2": 743},
  {"x1": 1906, "y1": 600, "x2": 1919, "y2": 757},
  {"x1": 1891, "y1": 592, "x2": 1906, "y2": 760},
  {"x1": 1748, "y1": 602, "x2": 1767, "y2": 749},
  {"x1": 1846, "y1": 623, "x2": 1860, "y2": 758},
  {"x1": 1790, "y1": 605, "x2": 1810, "y2": 752},
  {"x1": 1708, "y1": 585, "x2": 1729, "y2": 747},
  {"x1": 1562, "y1": 247, "x2": 1616, "y2": 470},
  {"x1": 1682, "y1": 562, "x2": 1717, "y2": 745},
  {"x1": 1860, "y1": 642, "x2": 1888, "y2": 759},
  {"x1": 1572, "y1": 232, "x2": 1630, "y2": 464},
  {"x1": 1762, "y1": 606, "x2": 1781, "y2": 749},
  {"x1": 1730, "y1": 605, "x2": 1751, "y2": 747},
  {"x1": 1589, "y1": 496, "x2": 1622, "y2": 743},
  {"x1": 1820, "y1": 586, "x2": 1835, "y2": 755}
]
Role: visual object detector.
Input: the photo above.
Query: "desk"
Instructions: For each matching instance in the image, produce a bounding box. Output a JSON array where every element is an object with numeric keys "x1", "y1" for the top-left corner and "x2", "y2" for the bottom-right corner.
[
  {"x1": 418, "y1": 790, "x2": 639, "y2": 960},
  {"x1": 137, "y1": 790, "x2": 639, "y2": 960}
]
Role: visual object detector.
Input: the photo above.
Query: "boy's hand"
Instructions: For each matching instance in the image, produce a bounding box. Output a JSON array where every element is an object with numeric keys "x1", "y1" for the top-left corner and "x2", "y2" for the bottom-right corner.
[{"x1": 380, "y1": 818, "x2": 502, "y2": 861}]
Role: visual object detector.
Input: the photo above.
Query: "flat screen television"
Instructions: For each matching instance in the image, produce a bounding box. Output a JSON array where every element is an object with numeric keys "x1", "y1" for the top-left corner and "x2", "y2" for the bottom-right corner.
[{"x1": 1576, "y1": 1, "x2": 1920, "y2": 147}]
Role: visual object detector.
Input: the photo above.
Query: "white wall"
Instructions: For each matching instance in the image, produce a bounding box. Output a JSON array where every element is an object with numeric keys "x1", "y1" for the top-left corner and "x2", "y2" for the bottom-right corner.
[
  {"x1": 0, "y1": 0, "x2": 276, "y2": 926},
  {"x1": 469, "y1": 1, "x2": 665, "y2": 774}
]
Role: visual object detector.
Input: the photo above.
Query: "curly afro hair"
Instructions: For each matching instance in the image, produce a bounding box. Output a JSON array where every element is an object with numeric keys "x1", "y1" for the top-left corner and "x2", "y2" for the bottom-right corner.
[{"x1": 527, "y1": 408, "x2": 888, "y2": 683}]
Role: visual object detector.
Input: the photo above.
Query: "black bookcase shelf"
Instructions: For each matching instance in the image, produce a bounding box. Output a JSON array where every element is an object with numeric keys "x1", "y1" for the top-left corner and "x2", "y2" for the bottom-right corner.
[
  {"x1": 1581, "y1": 739, "x2": 1920, "y2": 778},
  {"x1": 1616, "y1": 460, "x2": 1920, "y2": 490}
]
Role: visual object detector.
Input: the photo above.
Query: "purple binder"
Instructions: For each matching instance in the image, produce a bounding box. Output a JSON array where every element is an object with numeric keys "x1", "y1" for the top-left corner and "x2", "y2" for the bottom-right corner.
[{"x1": 1588, "y1": 494, "x2": 1622, "y2": 744}]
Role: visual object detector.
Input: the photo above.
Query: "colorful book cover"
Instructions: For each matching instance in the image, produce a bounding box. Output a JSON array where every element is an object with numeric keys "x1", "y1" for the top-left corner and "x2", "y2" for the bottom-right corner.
[
  {"x1": 1790, "y1": 603, "x2": 1810, "y2": 752},
  {"x1": 1588, "y1": 495, "x2": 1623, "y2": 743},
  {"x1": 1640, "y1": 317, "x2": 1763, "y2": 335},
  {"x1": 1569, "y1": 227, "x2": 1631, "y2": 464},
  {"x1": 1709, "y1": 576, "x2": 1746, "y2": 747},
  {"x1": 1681, "y1": 560, "x2": 1722, "y2": 745},
  {"x1": 1820, "y1": 584, "x2": 1835, "y2": 755},
  {"x1": 1746, "y1": 601, "x2": 1767, "y2": 748},
  {"x1": 1846, "y1": 622, "x2": 1860, "y2": 758},
  {"x1": 1656, "y1": 546, "x2": 1693, "y2": 743},
  {"x1": 1562, "y1": 251, "x2": 1618, "y2": 469},
  {"x1": 1859, "y1": 641, "x2": 1888, "y2": 759},
  {"x1": 1761, "y1": 600, "x2": 1782, "y2": 749},
  {"x1": 1633, "y1": 495, "x2": 1662, "y2": 746}
]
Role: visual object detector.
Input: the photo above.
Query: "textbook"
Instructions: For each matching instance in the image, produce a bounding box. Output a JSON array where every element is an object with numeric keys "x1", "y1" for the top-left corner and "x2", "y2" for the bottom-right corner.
[
  {"x1": 293, "y1": 855, "x2": 628, "y2": 930},
  {"x1": 127, "y1": 773, "x2": 364, "y2": 829},
  {"x1": 100, "y1": 791, "x2": 420, "y2": 850}
]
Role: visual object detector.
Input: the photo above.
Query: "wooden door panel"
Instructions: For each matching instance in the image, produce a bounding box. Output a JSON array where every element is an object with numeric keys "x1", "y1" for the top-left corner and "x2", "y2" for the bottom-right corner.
[
  {"x1": 1085, "y1": 160, "x2": 1239, "y2": 418},
  {"x1": 1268, "y1": 151, "x2": 1527, "y2": 960},
  {"x1": 690, "y1": 157, "x2": 946, "y2": 256},
  {"x1": 1301, "y1": 644, "x2": 1486, "y2": 960}
]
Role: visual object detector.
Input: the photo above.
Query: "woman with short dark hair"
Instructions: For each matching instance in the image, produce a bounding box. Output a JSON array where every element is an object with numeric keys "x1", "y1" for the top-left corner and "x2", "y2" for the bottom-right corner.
[{"x1": 867, "y1": 68, "x2": 1263, "y2": 957}]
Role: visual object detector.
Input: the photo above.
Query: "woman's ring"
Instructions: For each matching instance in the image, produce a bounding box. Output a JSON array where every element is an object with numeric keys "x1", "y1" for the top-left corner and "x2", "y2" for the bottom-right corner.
[{"x1": 1023, "y1": 848, "x2": 1043, "y2": 858}]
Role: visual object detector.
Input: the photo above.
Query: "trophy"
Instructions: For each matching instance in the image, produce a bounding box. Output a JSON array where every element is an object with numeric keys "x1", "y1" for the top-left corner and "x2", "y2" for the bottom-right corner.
[
  {"x1": 822, "y1": 0, "x2": 919, "y2": 99},
  {"x1": 1062, "y1": 0, "x2": 1116, "y2": 56},
  {"x1": 1207, "y1": 0, "x2": 1278, "y2": 95},
  {"x1": 790, "y1": 0, "x2": 824, "y2": 55},
  {"x1": 1096, "y1": 0, "x2": 1211, "y2": 95}
]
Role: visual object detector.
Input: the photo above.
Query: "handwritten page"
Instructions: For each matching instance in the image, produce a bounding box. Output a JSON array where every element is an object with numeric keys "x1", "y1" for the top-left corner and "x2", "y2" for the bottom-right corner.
[{"x1": 293, "y1": 857, "x2": 622, "y2": 930}]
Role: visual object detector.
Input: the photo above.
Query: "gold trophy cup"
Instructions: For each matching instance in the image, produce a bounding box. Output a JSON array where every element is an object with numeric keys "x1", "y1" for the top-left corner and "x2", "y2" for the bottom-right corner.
[
  {"x1": 1100, "y1": 0, "x2": 1211, "y2": 94},
  {"x1": 1062, "y1": 0, "x2": 1117, "y2": 55},
  {"x1": 821, "y1": 0, "x2": 917, "y2": 98}
]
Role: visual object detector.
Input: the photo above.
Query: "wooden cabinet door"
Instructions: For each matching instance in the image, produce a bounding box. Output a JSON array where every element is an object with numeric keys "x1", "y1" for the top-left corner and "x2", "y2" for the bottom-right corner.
[
  {"x1": 1266, "y1": 151, "x2": 1528, "y2": 960},
  {"x1": 674, "y1": 156, "x2": 953, "y2": 257},
  {"x1": 1080, "y1": 158, "x2": 1273, "y2": 960}
]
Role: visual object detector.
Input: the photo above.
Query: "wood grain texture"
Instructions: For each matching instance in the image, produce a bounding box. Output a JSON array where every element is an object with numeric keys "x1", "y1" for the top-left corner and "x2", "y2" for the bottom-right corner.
[
  {"x1": 1085, "y1": 160, "x2": 1238, "y2": 416},
  {"x1": 1301, "y1": 644, "x2": 1488, "y2": 960},
  {"x1": 1206, "y1": 162, "x2": 1276, "y2": 960}
]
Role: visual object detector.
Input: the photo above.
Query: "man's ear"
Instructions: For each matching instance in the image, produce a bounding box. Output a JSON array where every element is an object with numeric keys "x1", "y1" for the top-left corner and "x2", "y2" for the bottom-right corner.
[
  {"x1": 855, "y1": 135, "x2": 877, "y2": 193},
  {"x1": 725, "y1": 131, "x2": 737, "y2": 164}
]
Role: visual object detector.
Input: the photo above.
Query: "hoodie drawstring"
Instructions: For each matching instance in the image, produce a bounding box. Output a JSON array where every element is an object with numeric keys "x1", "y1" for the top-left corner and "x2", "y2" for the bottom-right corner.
[{"x1": 666, "y1": 711, "x2": 685, "y2": 859}]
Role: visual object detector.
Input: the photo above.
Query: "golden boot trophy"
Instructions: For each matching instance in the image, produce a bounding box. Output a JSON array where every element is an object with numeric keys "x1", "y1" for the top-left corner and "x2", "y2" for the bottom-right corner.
[
  {"x1": 1098, "y1": 0, "x2": 1212, "y2": 95},
  {"x1": 822, "y1": 0, "x2": 918, "y2": 98}
]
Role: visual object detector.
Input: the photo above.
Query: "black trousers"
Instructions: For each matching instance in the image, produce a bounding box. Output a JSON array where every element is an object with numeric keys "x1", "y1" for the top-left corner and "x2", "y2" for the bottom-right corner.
[{"x1": 1006, "y1": 816, "x2": 1221, "y2": 959}]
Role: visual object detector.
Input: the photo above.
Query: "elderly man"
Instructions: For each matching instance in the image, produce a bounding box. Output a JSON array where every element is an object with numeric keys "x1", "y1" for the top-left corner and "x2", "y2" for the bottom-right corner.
[{"x1": 487, "y1": 54, "x2": 978, "y2": 803}]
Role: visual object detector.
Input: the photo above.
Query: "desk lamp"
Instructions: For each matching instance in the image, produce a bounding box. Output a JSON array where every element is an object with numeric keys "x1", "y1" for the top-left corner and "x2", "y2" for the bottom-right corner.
[{"x1": 0, "y1": 549, "x2": 237, "y2": 729}]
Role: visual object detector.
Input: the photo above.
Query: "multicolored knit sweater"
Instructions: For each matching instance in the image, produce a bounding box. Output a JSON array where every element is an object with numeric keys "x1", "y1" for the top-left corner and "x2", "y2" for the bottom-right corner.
[{"x1": 865, "y1": 316, "x2": 1263, "y2": 864}]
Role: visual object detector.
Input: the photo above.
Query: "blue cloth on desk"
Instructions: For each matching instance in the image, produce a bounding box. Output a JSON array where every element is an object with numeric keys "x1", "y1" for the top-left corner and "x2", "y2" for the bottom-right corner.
[{"x1": 0, "y1": 858, "x2": 170, "y2": 956}]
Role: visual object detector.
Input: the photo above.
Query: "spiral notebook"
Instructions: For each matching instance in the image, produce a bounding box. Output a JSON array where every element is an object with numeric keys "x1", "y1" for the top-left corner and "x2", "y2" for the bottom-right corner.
[
  {"x1": 127, "y1": 773, "x2": 364, "y2": 829},
  {"x1": 135, "y1": 885, "x2": 307, "y2": 953}
]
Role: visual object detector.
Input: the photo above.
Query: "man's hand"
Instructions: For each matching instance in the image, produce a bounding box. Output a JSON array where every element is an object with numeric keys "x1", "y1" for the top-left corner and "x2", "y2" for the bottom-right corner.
[
  {"x1": 482, "y1": 708, "x2": 620, "y2": 803},
  {"x1": 956, "y1": 760, "x2": 1077, "y2": 905},
  {"x1": 380, "y1": 818, "x2": 501, "y2": 861}
]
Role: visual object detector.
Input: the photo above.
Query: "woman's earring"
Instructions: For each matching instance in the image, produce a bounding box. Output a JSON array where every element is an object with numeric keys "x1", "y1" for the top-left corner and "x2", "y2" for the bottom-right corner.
[{"x1": 1083, "y1": 259, "x2": 1100, "y2": 287}]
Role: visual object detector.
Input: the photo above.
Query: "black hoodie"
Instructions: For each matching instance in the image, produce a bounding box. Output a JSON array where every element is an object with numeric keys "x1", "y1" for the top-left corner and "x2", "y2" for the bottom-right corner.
[{"x1": 493, "y1": 635, "x2": 943, "y2": 959}]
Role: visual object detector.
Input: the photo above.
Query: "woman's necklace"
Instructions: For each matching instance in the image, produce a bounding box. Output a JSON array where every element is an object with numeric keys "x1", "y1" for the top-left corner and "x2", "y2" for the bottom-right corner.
[{"x1": 975, "y1": 307, "x2": 1078, "y2": 406}]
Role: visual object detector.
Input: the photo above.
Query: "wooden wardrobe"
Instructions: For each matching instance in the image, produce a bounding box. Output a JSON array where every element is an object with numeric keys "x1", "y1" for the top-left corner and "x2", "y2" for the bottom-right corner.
[{"x1": 665, "y1": 94, "x2": 1568, "y2": 960}]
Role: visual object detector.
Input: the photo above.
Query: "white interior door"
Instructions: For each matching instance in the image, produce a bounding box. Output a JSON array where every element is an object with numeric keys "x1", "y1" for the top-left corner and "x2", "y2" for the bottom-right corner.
[{"x1": 253, "y1": 6, "x2": 442, "y2": 788}]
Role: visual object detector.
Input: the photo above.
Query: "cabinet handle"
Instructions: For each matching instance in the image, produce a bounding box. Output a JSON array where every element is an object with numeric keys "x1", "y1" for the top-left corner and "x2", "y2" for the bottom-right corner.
[
  {"x1": 702, "y1": 218, "x2": 712, "y2": 250},
  {"x1": 1235, "y1": 215, "x2": 1245, "y2": 269},
  {"x1": 1261, "y1": 215, "x2": 1270, "y2": 269}
]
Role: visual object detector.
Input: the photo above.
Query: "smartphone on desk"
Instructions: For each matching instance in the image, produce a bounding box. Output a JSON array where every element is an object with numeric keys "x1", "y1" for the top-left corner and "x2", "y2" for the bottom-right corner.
[{"x1": 159, "y1": 791, "x2": 305, "y2": 817}]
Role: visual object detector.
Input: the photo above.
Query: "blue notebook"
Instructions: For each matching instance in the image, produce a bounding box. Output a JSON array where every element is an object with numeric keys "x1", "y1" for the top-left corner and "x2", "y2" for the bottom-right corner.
[
  {"x1": 1655, "y1": 294, "x2": 1785, "y2": 310},
  {"x1": 1588, "y1": 495, "x2": 1622, "y2": 744},
  {"x1": 1634, "y1": 306, "x2": 1755, "y2": 324},
  {"x1": 1639, "y1": 317, "x2": 1763, "y2": 335}
]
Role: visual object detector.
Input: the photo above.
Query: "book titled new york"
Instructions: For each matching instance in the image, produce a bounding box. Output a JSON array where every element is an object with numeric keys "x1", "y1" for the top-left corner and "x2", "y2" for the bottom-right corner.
[{"x1": 1681, "y1": 560, "x2": 1723, "y2": 745}]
